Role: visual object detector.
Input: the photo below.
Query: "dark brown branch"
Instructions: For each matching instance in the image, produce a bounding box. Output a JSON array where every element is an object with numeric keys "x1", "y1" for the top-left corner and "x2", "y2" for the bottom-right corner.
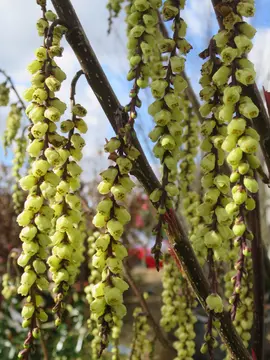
[
  {"x1": 124, "y1": 263, "x2": 175, "y2": 353},
  {"x1": 211, "y1": 0, "x2": 270, "y2": 177},
  {"x1": 51, "y1": 1, "x2": 252, "y2": 358},
  {"x1": 248, "y1": 190, "x2": 265, "y2": 360},
  {"x1": 0, "y1": 69, "x2": 26, "y2": 110},
  {"x1": 70, "y1": 69, "x2": 84, "y2": 101}
]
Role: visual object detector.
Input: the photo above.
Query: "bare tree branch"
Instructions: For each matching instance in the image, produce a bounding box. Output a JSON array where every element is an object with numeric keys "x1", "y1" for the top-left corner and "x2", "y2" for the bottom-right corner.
[{"x1": 0, "y1": 69, "x2": 26, "y2": 111}]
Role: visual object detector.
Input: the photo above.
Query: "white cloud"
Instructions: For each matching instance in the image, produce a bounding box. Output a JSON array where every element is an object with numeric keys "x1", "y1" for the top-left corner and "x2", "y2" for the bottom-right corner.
[
  {"x1": 183, "y1": 0, "x2": 213, "y2": 41},
  {"x1": 249, "y1": 28, "x2": 270, "y2": 90}
]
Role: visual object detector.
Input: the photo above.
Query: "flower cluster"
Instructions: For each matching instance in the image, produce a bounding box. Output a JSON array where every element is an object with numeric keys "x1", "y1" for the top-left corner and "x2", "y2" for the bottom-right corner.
[
  {"x1": 213, "y1": 0, "x2": 258, "y2": 318},
  {"x1": 197, "y1": 36, "x2": 234, "y2": 357},
  {"x1": 111, "y1": 316, "x2": 123, "y2": 360},
  {"x1": 12, "y1": 137, "x2": 27, "y2": 214},
  {"x1": 130, "y1": 306, "x2": 151, "y2": 360},
  {"x1": 148, "y1": 0, "x2": 191, "y2": 264},
  {"x1": 231, "y1": 270, "x2": 253, "y2": 349},
  {"x1": 16, "y1": 4, "x2": 68, "y2": 357},
  {"x1": 176, "y1": 99, "x2": 205, "y2": 262},
  {"x1": 85, "y1": 231, "x2": 102, "y2": 359},
  {"x1": 1, "y1": 273, "x2": 18, "y2": 300},
  {"x1": 3, "y1": 104, "x2": 22, "y2": 149},
  {"x1": 107, "y1": 0, "x2": 124, "y2": 17},
  {"x1": 178, "y1": 99, "x2": 199, "y2": 202},
  {"x1": 160, "y1": 255, "x2": 197, "y2": 359},
  {"x1": 130, "y1": 306, "x2": 151, "y2": 358},
  {"x1": 198, "y1": 43, "x2": 234, "y2": 264},
  {"x1": 0, "y1": 81, "x2": 10, "y2": 106},
  {"x1": 125, "y1": 0, "x2": 159, "y2": 128},
  {"x1": 223, "y1": 253, "x2": 253, "y2": 355},
  {"x1": 48, "y1": 99, "x2": 87, "y2": 322},
  {"x1": 107, "y1": 0, "x2": 124, "y2": 33},
  {"x1": 90, "y1": 136, "x2": 136, "y2": 353}
]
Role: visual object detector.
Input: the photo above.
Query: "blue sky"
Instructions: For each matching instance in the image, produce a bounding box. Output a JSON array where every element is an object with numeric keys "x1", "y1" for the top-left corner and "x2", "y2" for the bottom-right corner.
[{"x1": 0, "y1": 0, "x2": 269, "y2": 177}]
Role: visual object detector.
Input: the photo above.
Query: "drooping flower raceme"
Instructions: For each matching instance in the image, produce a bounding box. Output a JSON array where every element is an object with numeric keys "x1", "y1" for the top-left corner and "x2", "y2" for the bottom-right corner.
[
  {"x1": 48, "y1": 94, "x2": 88, "y2": 323},
  {"x1": 12, "y1": 137, "x2": 27, "y2": 214},
  {"x1": 176, "y1": 97, "x2": 205, "y2": 263},
  {"x1": 148, "y1": 0, "x2": 192, "y2": 265},
  {"x1": 0, "y1": 81, "x2": 10, "y2": 106},
  {"x1": 198, "y1": 43, "x2": 234, "y2": 264},
  {"x1": 223, "y1": 254, "x2": 253, "y2": 355},
  {"x1": 85, "y1": 231, "x2": 102, "y2": 359},
  {"x1": 125, "y1": 0, "x2": 159, "y2": 128},
  {"x1": 160, "y1": 255, "x2": 197, "y2": 359},
  {"x1": 130, "y1": 305, "x2": 152, "y2": 360},
  {"x1": 4, "y1": 104, "x2": 22, "y2": 149},
  {"x1": 198, "y1": 33, "x2": 234, "y2": 359},
  {"x1": 214, "y1": 0, "x2": 258, "y2": 320},
  {"x1": 107, "y1": 0, "x2": 124, "y2": 32},
  {"x1": 16, "y1": 3, "x2": 67, "y2": 357},
  {"x1": 90, "y1": 135, "x2": 136, "y2": 353}
]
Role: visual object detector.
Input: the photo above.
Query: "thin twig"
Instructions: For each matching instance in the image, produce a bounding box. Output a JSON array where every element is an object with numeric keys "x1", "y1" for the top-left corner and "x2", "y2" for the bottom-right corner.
[
  {"x1": 70, "y1": 69, "x2": 84, "y2": 101},
  {"x1": 124, "y1": 263, "x2": 175, "y2": 353},
  {"x1": 0, "y1": 69, "x2": 26, "y2": 110}
]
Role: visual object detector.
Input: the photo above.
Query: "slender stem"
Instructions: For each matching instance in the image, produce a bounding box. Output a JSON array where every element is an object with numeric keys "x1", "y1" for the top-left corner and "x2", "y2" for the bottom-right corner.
[
  {"x1": 70, "y1": 69, "x2": 84, "y2": 100},
  {"x1": 248, "y1": 188, "x2": 265, "y2": 360},
  {"x1": 47, "y1": 18, "x2": 68, "y2": 41},
  {"x1": 51, "y1": 1, "x2": 252, "y2": 358},
  {"x1": 124, "y1": 263, "x2": 175, "y2": 353},
  {"x1": 0, "y1": 69, "x2": 26, "y2": 110}
]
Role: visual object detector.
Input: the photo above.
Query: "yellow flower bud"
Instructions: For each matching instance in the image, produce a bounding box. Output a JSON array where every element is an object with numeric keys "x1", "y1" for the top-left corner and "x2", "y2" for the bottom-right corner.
[
  {"x1": 227, "y1": 148, "x2": 243, "y2": 166},
  {"x1": 154, "y1": 109, "x2": 171, "y2": 126},
  {"x1": 151, "y1": 79, "x2": 168, "y2": 99},
  {"x1": 173, "y1": 75, "x2": 188, "y2": 93},
  {"x1": 212, "y1": 66, "x2": 231, "y2": 86},
  {"x1": 170, "y1": 56, "x2": 185, "y2": 73},
  {"x1": 204, "y1": 231, "x2": 222, "y2": 249},
  {"x1": 206, "y1": 293, "x2": 223, "y2": 313},
  {"x1": 116, "y1": 156, "x2": 133, "y2": 174},
  {"x1": 243, "y1": 176, "x2": 258, "y2": 193},
  {"x1": 201, "y1": 153, "x2": 215, "y2": 173},
  {"x1": 107, "y1": 219, "x2": 124, "y2": 240},
  {"x1": 238, "y1": 136, "x2": 258, "y2": 154}
]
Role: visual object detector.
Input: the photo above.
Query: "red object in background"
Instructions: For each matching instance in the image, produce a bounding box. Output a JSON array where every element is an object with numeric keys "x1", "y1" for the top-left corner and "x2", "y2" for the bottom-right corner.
[
  {"x1": 263, "y1": 87, "x2": 270, "y2": 115},
  {"x1": 251, "y1": 349, "x2": 257, "y2": 360},
  {"x1": 136, "y1": 194, "x2": 150, "y2": 211},
  {"x1": 135, "y1": 214, "x2": 144, "y2": 228},
  {"x1": 128, "y1": 247, "x2": 163, "y2": 269}
]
